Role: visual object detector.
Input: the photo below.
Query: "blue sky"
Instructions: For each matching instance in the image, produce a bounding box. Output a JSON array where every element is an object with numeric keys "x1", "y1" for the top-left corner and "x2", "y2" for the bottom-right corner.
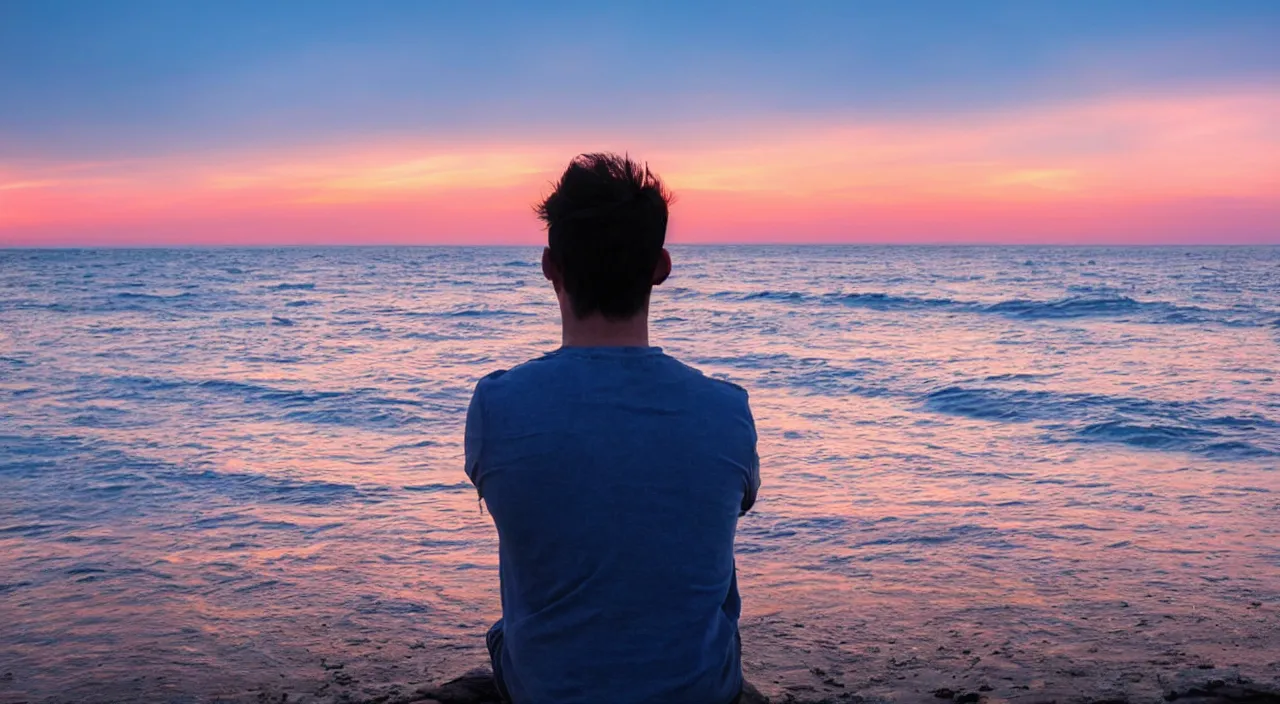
[{"x1": 3, "y1": 1, "x2": 1276, "y2": 158}]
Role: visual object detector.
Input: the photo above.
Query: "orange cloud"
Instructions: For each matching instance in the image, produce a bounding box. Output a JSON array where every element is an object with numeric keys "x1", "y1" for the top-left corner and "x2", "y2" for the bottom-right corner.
[{"x1": 2, "y1": 88, "x2": 1277, "y2": 245}]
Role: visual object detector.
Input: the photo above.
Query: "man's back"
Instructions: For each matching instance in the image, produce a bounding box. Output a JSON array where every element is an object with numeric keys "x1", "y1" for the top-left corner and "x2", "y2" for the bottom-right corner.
[{"x1": 465, "y1": 345, "x2": 758, "y2": 704}]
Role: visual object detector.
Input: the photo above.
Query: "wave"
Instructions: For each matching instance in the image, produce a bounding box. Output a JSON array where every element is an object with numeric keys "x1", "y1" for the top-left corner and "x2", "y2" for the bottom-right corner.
[
  {"x1": 1200, "y1": 441, "x2": 1279, "y2": 459},
  {"x1": 693, "y1": 352, "x2": 869, "y2": 397},
  {"x1": 693, "y1": 281, "x2": 1270, "y2": 328},
  {"x1": 984, "y1": 295, "x2": 1161, "y2": 319},
  {"x1": 388, "y1": 439, "x2": 438, "y2": 451},
  {"x1": 1078, "y1": 420, "x2": 1219, "y2": 449},
  {"x1": 825, "y1": 291, "x2": 1265, "y2": 327},
  {"x1": 924, "y1": 384, "x2": 1278, "y2": 460},
  {"x1": 267, "y1": 282, "x2": 316, "y2": 291},
  {"x1": 112, "y1": 291, "x2": 195, "y2": 301},
  {"x1": 85, "y1": 376, "x2": 431, "y2": 430},
  {"x1": 1074, "y1": 422, "x2": 1274, "y2": 458},
  {"x1": 89, "y1": 290, "x2": 261, "y2": 315},
  {"x1": 175, "y1": 468, "x2": 373, "y2": 506},
  {"x1": 691, "y1": 352, "x2": 797, "y2": 369},
  {"x1": 924, "y1": 386, "x2": 1065, "y2": 422},
  {"x1": 1202, "y1": 414, "x2": 1280, "y2": 431},
  {"x1": 0, "y1": 300, "x2": 74, "y2": 313},
  {"x1": 983, "y1": 372, "x2": 1056, "y2": 382},
  {"x1": 441, "y1": 308, "x2": 534, "y2": 318},
  {"x1": 1066, "y1": 285, "x2": 1127, "y2": 294},
  {"x1": 923, "y1": 385, "x2": 1193, "y2": 423},
  {"x1": 743, "y1": 291, "x2": 807, "y2": 301},
  {"x1": 977, "y1": 294, "x2": 1270, "y2": 327},
  {"x1": 826, "y1": 292, "x2": 959, "y2": 309},
  {"x1": 108, "y1": 294, "x2": 197, "y2": 313},
  {"x1": 710, "y1": 290, "x2": 808, "y2": 302},
  {"x1": 0, "y1": 431, "x2": 386, "y2": 507},
  {"x1": 715, "y1": 290, "x2": 959, "y2": 309},
  {"x1": 403, "y1": 481, "x2": 473, "y2": 493}
]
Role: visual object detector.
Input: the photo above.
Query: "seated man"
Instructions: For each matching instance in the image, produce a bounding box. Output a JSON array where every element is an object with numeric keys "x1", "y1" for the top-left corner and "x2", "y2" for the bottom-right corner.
[{"x1": 464, "y1": 153, "x2": 760, "y2": 704}]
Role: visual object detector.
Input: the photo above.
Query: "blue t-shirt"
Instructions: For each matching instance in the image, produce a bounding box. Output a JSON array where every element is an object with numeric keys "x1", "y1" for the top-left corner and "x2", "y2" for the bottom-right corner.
[{"x1": 464, "y1": 346, "x2": 759, "y2": 704}]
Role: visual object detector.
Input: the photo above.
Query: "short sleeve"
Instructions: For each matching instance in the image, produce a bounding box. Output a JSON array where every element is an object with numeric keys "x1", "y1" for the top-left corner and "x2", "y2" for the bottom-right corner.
[
  {"x1": 740, "y1": 401, "x2": 760, "y2": 516},
  {"x1": 464, "y1": 381, "x2": 486, "y2": 497}
]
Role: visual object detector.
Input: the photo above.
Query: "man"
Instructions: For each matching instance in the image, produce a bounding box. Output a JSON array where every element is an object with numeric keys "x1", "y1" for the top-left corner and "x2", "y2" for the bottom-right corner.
[{"x1": 464, "y1": 153, "x2": 760, "y2": 704}]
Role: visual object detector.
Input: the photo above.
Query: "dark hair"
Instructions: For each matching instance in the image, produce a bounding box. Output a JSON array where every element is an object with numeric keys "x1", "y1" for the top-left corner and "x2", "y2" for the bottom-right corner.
[{"x1": 535, "y1": 153, "x2": 672, "y2": 320}]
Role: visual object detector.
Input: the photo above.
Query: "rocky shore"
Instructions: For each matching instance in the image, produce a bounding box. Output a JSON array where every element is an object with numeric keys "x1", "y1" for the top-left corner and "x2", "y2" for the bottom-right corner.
[{"x1": 304, "y1": 667, "x2": 1280, "y2": 704}]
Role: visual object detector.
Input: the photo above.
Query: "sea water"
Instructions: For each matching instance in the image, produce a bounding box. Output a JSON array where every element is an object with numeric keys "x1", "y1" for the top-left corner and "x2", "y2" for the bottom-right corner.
[{"x1": 1, "y1": 246, "x2": 1277, "y2": 701}]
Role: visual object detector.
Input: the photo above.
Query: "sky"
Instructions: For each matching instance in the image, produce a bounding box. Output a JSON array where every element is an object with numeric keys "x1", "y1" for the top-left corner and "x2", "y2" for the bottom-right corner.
[{"x1": 1, "y1": 1, "x2": 1278, "y2": 246}]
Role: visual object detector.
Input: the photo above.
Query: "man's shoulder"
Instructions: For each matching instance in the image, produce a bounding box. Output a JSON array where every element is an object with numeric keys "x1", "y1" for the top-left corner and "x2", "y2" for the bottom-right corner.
[
  {"x1": 470, "y1": 351, "x2": 561, "y2": 396},
  {"x1": 665, "y1": 356, "x2": 751, "y2": 403},
  {"x1": 658, "y1": 357, "x2": 753, "y2": 423}
]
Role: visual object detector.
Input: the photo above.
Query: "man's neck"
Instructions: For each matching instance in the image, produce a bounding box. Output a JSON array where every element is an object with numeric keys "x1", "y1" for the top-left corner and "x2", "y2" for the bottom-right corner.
[{"x1": 561, "y1": 310, "x2": 650, "y2": 348}]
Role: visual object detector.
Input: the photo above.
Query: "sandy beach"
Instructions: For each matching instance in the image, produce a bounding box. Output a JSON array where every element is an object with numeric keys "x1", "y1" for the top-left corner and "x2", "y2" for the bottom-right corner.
[
  {"x1": 353, "y1": 665, "x2": 1280, "y2": 704},
  {"x1": 11, "y1": 610, "x2": 1277, "y2": 704},
  {"x1": 33, "y1": 659, "x2": 1273, "y2": 704}
]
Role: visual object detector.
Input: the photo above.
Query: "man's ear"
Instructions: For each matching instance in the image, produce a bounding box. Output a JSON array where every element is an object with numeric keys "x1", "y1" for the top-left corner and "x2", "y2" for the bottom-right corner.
[
  {"x1": 541, "y1": 247, "x2": 562, "y2": 291},
  {"x1": 652, "y1": 248, "x2": 672, "y2": 286}
]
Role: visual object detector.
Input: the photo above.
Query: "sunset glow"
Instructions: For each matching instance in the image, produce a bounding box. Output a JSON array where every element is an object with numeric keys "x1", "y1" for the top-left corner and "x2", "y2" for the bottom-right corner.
[{"x1": 1, "y1": 3, "x2": 1277, "y2": 245}]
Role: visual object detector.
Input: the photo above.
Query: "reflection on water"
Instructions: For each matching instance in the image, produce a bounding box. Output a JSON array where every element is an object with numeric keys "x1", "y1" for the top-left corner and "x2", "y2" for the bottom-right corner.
[{"x1": 1, "y1": 246, "x2": 1277, "y2": 702}]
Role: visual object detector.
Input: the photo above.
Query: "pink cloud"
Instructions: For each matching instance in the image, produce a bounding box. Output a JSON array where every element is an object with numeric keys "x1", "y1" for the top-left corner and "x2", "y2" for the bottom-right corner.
[{"x1": 2, "y1": 88, "x2": 1277, "y2": 245}]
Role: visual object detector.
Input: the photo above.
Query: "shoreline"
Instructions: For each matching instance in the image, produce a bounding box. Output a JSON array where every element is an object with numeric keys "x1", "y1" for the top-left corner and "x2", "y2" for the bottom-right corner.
[
  {"x1": 305, "y1": 666, "x2": 1280, "y2": 704},
  {"x1": 19, "y1": 665, "x2": 1263, "y2": 704},
  {"x1": 7, "y1": 625, "x2": 1280, "y2": 703}
]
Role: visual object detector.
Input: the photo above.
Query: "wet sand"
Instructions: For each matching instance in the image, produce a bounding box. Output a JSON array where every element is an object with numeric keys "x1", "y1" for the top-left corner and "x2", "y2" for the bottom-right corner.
[
  {"x1": 128, "y1": 663, "x2": 1280, "y2": 704},
  {"x1": 5, "y1": 599, "x2": 1279, "y2": 702},
  {"x1": 16, "y1": 653, "x2": 1273, "y2": 704},
  {"x1": 4, "y1": 626, "x2": 1279, "y2": 703},
  {"x1": 387, "y1": 667, "x2": 1280, "y2": 704}
]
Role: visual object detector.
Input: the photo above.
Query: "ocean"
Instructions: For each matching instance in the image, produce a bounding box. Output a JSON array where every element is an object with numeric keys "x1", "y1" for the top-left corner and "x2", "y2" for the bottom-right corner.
[{"x1": 1, "y1": 246, "x2": 1277, "y2": 703}]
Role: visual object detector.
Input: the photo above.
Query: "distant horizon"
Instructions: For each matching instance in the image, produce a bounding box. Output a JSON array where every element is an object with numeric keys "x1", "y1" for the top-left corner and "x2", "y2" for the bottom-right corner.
[{"x1": 6, "y1": 241, "x2": 1279, "y2": 250}]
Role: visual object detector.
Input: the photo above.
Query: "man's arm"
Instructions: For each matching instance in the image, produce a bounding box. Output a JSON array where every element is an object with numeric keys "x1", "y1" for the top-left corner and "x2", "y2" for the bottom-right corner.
[
  {"x1": 464, "y1": 381, "x2": 485, "y2": 499},
  {"x1": 741, "y1": 407, "x2": 760, "y2": 516}
]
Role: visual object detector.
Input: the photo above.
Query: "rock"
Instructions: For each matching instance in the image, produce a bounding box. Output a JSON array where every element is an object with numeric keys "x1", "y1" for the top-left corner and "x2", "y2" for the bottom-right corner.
[
  {"x1": 740, "y1": 680, "x2": 769, "y2": 704},
  {"x1": 956, "y1": 693, "x2": 980, "y2": 704},
  {"x1": 412, "y1": 669, "x2": 501, "y2": 704},
  {"x1": 933, "y1": 687, "x2": 956, "y2": 699}
]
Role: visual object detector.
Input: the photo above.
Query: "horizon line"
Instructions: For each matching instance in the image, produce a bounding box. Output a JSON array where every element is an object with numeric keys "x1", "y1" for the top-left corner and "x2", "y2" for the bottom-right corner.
[{"x1": 4, "y1": 242, "x2": 1279, "y2": 251}]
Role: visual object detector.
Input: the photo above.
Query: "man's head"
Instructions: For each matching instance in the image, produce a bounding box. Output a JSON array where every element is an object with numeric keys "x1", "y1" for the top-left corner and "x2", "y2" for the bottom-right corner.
[{"x1": 536, "y1": 153, "x2": 672, "y2": 321}]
